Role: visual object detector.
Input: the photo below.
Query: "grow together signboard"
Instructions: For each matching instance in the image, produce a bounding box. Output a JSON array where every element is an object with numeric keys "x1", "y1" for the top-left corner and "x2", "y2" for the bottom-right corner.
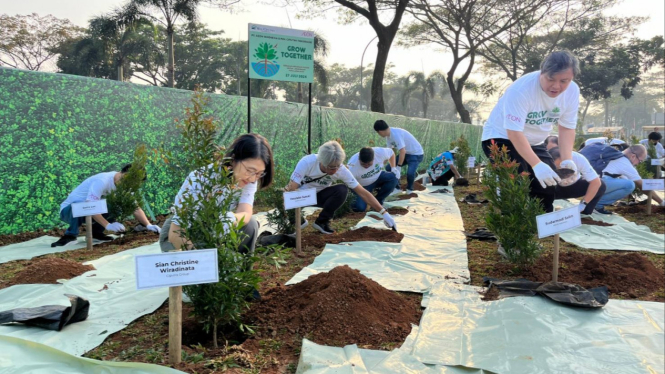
[{"x1": 248, "y1": 23, "x2": 314, "y2": 83}]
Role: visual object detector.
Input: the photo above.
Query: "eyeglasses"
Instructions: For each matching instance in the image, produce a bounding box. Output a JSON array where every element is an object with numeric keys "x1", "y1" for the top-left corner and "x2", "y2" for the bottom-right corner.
[
  {"x1": 631, "y1": 151, "x2": 645, "y2": 163},
  {"x1": 239, "y1": 160, "x2": 266, "y2": 178},
  {"x1": 324, "y1": 164, "x2": 341, "y2": 171}
]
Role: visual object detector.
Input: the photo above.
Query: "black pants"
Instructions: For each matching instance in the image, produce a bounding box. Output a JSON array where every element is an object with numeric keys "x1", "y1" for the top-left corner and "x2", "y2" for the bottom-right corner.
[
  {"x1": 315, "y1": 184, "x2": 349, "y2": 224},
  {"x1": 482, "y1": 139, "x2": 557, "y2": 213},
  {"x1": 432, "y1": 169, "x2": 455, "y2": 186},
  {"x1": 555, "y1": 179, "x2": 607, "y2": 214}
]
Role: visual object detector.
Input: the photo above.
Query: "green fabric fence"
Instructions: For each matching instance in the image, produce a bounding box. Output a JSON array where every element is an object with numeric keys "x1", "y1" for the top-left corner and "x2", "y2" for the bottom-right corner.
[{"x1": 0, "y1": 67, "x2": 482, "y2": 234}]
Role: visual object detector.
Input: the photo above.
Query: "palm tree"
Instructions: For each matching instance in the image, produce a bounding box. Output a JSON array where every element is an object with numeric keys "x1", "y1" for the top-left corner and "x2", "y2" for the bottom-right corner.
[
  {"x1": 119, "y1": 0, "x2": 202, "y2": 87},
  {"x1": 401, "y1": 71, "x2": 445, "y2": 118}
]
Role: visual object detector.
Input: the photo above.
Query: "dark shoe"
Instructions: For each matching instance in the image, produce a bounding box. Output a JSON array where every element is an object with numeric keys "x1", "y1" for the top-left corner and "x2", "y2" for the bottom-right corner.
[
  {"x1": 92, "y1": 232, "x2": 114, "y2": 241},
  {"x1": 594, "y1": 207, "x2": 613, "y2": 215},
  {"x1": 51, "y1": 235, "x2": 77, "y2": 247},
  {"x1": 312, "y1": 221, "x2": 335, "y2": 234}
]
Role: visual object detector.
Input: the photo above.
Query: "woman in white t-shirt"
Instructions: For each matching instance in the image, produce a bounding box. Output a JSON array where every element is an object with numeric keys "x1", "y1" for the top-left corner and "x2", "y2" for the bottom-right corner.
[
  {"x1": 284, "y1": 141, "x2": 396, "y2": 234},
  {"x1": 481, "y1": 50, "x2": 581, "y2": 213},
  {"x1": 159, "y1": 134, "x2": 274, "y2": 253}
]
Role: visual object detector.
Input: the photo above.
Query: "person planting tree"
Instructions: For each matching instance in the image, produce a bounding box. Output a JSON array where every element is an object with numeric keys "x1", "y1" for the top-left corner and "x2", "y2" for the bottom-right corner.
[
  {"x1": 426, "y1": 147, "x2": 463, "y2": 186},
  {"x1": 346, "y1": 146, "x2": 398, "y2": 212},
  {"x1": 51, "y1": 164, "x2": 160, "y2": 247},
  {"x1": 481, "y1": 50, "x2": 581, "y2": 213},
  {"x1": 284, "y1": 141, "x2": 396, "y2": 234},
  {"x1": 373, "y1": 120, "x2": 424, "y2": 193}
]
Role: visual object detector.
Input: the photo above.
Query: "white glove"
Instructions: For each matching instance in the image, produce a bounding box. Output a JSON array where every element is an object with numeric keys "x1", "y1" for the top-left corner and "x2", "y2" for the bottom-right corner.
[
  {"x1": 146, "y1": 224, "x2": 161, "y2": 234},
  {"x1": 559, "y1": 159, "x2": 578, "y2": 174},
  {"x1": 392, "y1": 167, "x2": 401, "y2": 181},
  {"x1": 532, "y1": 162, "x2": 561, "y2": 188},
  {"x1": 105, "y1": 222, "x2": 126, "y2": 233},
  {"x1": 382, "y1": 212, "x2": 396, "y2": 230},
  {"x1": 578, "y1": 202, "x2": 587, "y2": 213}
]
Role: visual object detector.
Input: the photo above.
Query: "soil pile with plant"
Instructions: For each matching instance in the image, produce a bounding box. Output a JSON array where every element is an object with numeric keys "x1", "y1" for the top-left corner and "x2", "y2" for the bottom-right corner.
[
  {"x1": 395, "y1": 193, "x2": 418, "y2": 201},
  {"x1": 580, "y1": 218, "x2": 614, "y2": 227},
  {"x1": 7, "y1": 258, "x2": 94, "y2": 287},
  {"x1": 612, "y1": 205, "x2": 664, "y2": 215},
  {"x1": 246, "y1": 265, "x2": 422, "y2": 346},
  {"x1": 302, "y1": 226, "x2": 404, "y2": 249},
  {"x1": 342, "y1": 206, "x2": 409, "y2": 221}
]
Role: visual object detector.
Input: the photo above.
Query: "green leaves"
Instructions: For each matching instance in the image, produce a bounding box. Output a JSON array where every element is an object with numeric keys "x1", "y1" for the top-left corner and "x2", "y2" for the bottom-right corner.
[{"x1": 253, "y1": 42, "x2": 277, "y2": 61}]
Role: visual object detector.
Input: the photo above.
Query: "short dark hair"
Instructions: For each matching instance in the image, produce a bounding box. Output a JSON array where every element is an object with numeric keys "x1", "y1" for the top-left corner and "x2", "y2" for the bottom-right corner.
[
  {"x1": 648, "y1": 131, "x2": 663, "y2": 142},
  {"x1": 359, "y1": 147, "x2": 374, "y2": 163},
  {"x1": 373, "y1": 120, "x2": 389, "y2": 132},
  {"x1": 545, "y1": 135, "x2": 559, "y2": 147},
  {"x1": 548, "y1": 146, "x2": 561, "y2": 161},
  {"x1": 540, "y1": 50, "x2": 581, "y2": 78},
  {"x1": 226, "y1": 133, "x2": 274, "y2": 189},
  {"x1": 120, "y1": 163, "x2": 147, "y2": 181}
]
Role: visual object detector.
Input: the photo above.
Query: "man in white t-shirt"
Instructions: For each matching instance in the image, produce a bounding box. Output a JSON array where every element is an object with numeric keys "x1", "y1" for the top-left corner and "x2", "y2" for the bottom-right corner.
[
  {"x1": 373, "y1": 120, "x2": 424, "y2": 193},
  {"x1": 589, "y1": 144, "x2": 664, "y2": 213},
  {"x1": 481, "y1": 50, "x2": 581, "y2": 213},
  {"x1": 347, "y1": 147, "x2": 398, "y2": 212},
  {"x1": 285, "y1": 141, "x2": 396, "y2": 234},
  {"x1": 52, "y1": 164, "x2": 160, "y2": 247},
  {"x1": 546, "y1": 137, "x2": 606, "y2": 214},
  {"x1": 640, "y1": 132, "x2": 665, "y2": 159}
]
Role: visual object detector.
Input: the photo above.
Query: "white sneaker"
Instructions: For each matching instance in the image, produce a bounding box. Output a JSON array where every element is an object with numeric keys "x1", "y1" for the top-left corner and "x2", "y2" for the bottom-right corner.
[
  {"x1": 389, "y1": 189, "x2": 401, "y2": 196},
  {"x1": 406, "y1": 189, "x2": 414, "y2": 194}
]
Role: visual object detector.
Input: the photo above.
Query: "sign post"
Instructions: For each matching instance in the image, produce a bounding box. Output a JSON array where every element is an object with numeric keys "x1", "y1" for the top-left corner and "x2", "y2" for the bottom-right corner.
[
  {"x1": 71, "y1": 200, "x2": 108, "y2": 250},
  {"x1": 466, "y1": 157, "x2": 475, "y2": 180},
  {"x1": 642, "y1": 176, "x2": 664, "y2": 215},
  {"x1": 283, "y1": 189, "x2": 317, "y2": 255},
  {"x1": 135, "y1": 249, "x2": 219, "y2": 365},
  {"x1": 536, "y1": 205, "x2": 582, "y2": 282}
]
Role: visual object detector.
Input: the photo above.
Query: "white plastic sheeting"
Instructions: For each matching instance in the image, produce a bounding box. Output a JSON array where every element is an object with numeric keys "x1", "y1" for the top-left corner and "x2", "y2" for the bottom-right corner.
[
  {"x1": 553, "y1": 200, "x2": 664, "y2": 253},
  {"x1": 0, "y1": 335, "x2": 184, "y2": 374},
  {"x1": 287, "y1": 186, "x2": 470, "y2": 293},
  {"x1": 0, "y1": 242, "x2": 167, "y2": 356},
  {"x1": 254, "y1": 206, "x2": 321, "y2": 235},
  {"x1": 0, "y1": 235, "x2": 117, "y2": 264},
  {"x1": 408, "y1": 282, "x2": 665, "y2": 374}
]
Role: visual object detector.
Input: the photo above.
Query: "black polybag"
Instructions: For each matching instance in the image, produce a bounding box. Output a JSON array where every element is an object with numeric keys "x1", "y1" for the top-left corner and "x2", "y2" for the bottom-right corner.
[
  {"x1": 258, "y1": 233, "x2": 296, "y2": 248},
  {"x1": 483, "y1": 278, "x2": 608, "y2": 308},
  {"x1": 0, "y1": 294, "x2": 90, "y2": 331},
  {"x1": 464, "y1": 227, "x2": 497, "y2": 241}
]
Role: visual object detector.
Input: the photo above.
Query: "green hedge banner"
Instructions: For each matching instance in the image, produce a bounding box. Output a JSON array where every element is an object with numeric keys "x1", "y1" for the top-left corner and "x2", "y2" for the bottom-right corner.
[{"x1": 0, "y1": 67, "x2": 482, "y2": 235}]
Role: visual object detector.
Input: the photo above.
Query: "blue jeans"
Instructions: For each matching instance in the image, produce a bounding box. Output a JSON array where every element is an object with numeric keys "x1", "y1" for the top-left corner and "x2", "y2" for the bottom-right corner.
[
  {"x1": 60, "y1": 204, "x2": 85, "y2": 236},
  {"x1": 351, "y1": 171, "x2": 399, "y2": 212},
  {"x1": 391, "y1": 154, "x2": 424, "y2": 190},
  {"x1": 596, "y1": 176, "x2": 635, "y2": 209}
]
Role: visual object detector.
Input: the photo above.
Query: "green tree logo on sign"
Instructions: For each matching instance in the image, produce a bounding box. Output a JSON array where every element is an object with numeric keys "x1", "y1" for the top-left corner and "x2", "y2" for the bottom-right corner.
[{"x1": 251, "y1": 42, "x2": 280, "y2": 77}]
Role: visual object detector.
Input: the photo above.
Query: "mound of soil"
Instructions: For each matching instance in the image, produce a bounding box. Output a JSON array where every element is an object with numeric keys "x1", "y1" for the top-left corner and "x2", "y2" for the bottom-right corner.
[
  {"x1": 581, "y1": 218, "x2": 614, "y2": 227},
  {"x1": 612, "y1": 205, "x2": 664, "y2": 215},
  {"x1": 246, "y1": 265, "x2": 422, "y2": 346},
  {"x1": 401, "y1": 181, "x2": 426, "y2": 191},
  {"x1": 302, "y1": 226, "x2": 404, "y2": 249},
  {"x1": 395, "y1": 193, "x2": 418, "y2": 201},
  {"x1": 341, "y1": 206, "x2": 409, "y2": 221},
  {"x1": 9, "y1": 258, "x2": 95, "y2": 286}
]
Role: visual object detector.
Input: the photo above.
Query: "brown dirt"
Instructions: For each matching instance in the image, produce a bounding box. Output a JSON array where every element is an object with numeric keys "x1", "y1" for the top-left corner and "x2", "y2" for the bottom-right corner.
[
  {"x1": 7, "y1": 257, "x2": 95, "y2": 287},
  {"x1": 341, "y1": 207, "x2": 410, "y2": 221},
  {"x1": 394, "y1": 193, "x2": 418, "y2": 200},
  {"x1": 612, "y1": 205, "x2": 665, "y2": 215},
  {"x1": 302, "y1": 226, "x2": 404, "y2": 249},
  {"x1": 581, "y1": 217, "x2": 614, "y2": 227},
  {"x1": 401, "y1": 180, "x2": 426, "y2": 191},
  {"x1": 245, "y1": 265, "x2": 422, "y2": 347}
]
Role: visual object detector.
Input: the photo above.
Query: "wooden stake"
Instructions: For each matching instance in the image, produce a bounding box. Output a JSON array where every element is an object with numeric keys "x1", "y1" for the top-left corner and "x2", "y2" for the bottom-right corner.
[
  {"x1": 85, "y1": 216, "x2": 93, "y2": 250},
  {"x1": 552, "y1": 234, "x2": 560, "y2": 282},
  {"x1": 646, "y1": 191, "x2": 652, "y2": 215},
  {"x1": 476, "y1": 165, "x2": 481, "y2": 185},
  {"x1": 168, "y1": 284, "x2": 182, "y2": 365},
  {"x1": 295, "y1": 207, "x2": 302, "y2": 255}
]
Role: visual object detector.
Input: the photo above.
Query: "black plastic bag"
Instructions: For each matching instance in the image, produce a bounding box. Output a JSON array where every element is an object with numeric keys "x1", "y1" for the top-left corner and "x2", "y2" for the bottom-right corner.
[
  {"x1": 464, "y1": 227, "x2": 497, "y2": 241},
  {"x1": 258, "y1": 234, "x2": 296, "y2": 248},
  {"x1": 0, "y1": 294, "x2": 90, "y2": 331},
  {"x1": 483, "y1": 278, "x2": 608, "y2": 308}
]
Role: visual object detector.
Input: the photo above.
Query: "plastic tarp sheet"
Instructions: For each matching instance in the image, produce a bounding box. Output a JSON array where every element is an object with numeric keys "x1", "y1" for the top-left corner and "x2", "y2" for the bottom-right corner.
[
  {"x1": 0, "y1": 242, "x2": 167, "y2": 356},
  {"x1": 296, "y1": 327, "x2": 495, "y2": 374},
  {"x1": 286, "y1": 185, "x2": 470, "y2": 293},
  {"x1": 254, "y1": 207, "x2": 321, "y2": 235},
  {"x1": 553, "y1": 200, "x2": 664, "y2": 253},
  {"x1": 0, "y1": 235, "x2": 117, "y2": 264},
  {"x1": 408, "y1": 282, "x2": 665, "y2": 374},
  {"x1": 0, "y1": 335, "x2": 184, "y2": 374}
]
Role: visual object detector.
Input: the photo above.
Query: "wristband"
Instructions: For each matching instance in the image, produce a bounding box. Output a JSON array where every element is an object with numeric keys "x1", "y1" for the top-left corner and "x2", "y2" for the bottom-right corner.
[
  {"x1": 397, "y1": 164, "x2": 403, "y2": 167},
  {"x1": 379, "y1": 208, "x2": 387, "y2": 215}
]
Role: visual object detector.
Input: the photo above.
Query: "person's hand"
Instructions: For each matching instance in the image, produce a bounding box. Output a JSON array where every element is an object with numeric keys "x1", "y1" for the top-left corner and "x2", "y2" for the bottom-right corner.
[
  {"x1": 146, "y1": 224, "x2": 161, "y2": 234},
  {"x1": 578, "y1": 202, "x2": 587, "y2": 213},
  {"x1": 559, "y1": 159, "x2": 578, "y2": 173},
  {"x1": 392, "y1": 167, "x2": 401, "y2": 181},
  {"x1": 382, "y1": 212, "x2": 396, "y2": 230},
  {"x1": 532, "y1": 162, "x2": 561, "y2": 188},
  {"x1": 105, "y1": 222, "x2": 126, "y2": 233}
]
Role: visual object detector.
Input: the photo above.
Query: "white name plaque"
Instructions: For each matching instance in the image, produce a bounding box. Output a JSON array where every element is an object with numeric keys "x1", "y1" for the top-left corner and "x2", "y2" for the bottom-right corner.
[
  {"x1": 536, "y1": 205, "x2": 581, "y2": 238},
  {"x1": 283, "y1": 189, "x2": 317, "y2": 210},
  {"x1": 642, "y1": 179, "x2": 665, "y2": 191},
  {"x1": 71, "y1": 199, "x2": 108, "y2": 218},
  {"x1": 135, "y1": 249, "x2": 218, "y2": 290}
]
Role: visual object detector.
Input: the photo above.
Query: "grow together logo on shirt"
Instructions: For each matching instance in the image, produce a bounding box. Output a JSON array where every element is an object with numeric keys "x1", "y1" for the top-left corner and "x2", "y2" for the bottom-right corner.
[
  {"x1": 361, "y1": 164, "x2": 381, "y2": 179},
  {"x1": 526, "y1": 110, "x2": 560, "y2": 126}
]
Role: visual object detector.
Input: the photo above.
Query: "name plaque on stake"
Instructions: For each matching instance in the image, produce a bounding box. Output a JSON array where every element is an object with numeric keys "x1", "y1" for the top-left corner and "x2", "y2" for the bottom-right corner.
[
  {"x1": 467, "y1": 157, "x2": 475, "y2": 168},
  {"x1": 536, "y1": 205, "x2": 581, "y2": 238},
  {"x1": 135, "y1": 249, "x2": 219, "y2": 290},
  {"x1": 283, "y1": 189, "x2": 317, "y2": 210},
  {"x1": 71, "y1": 199, "x2": 108, "y2": 218},
  {"x1": 651, "y1": 158, "x2": 664, "y2": 166},
  {"x1": 642, "y1": 179, "x2": 665, "y2": 191}
]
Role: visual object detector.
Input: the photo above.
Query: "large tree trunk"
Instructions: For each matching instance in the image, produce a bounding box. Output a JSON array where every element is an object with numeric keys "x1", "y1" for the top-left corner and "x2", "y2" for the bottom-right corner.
[
  {"x1": 446, "y1": 74, "x2": 472, "y2": 124},
  {"x1": 370, "y1": 38, "x2": 391, "y2": 113},
  {"x1": 581, "y1": 98, "x2": 592, "y2": 125},
  {"x1": 117, "y1": 63, "x2": 123, "y2": 82},
  {"x1": 167, "y1": 29, "x2": 175, "y2": 88}
]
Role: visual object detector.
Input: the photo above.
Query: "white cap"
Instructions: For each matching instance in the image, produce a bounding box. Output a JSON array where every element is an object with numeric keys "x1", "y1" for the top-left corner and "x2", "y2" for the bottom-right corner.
[{"x1": 450, "y1": 147, "x2": 460, "y2": 154}]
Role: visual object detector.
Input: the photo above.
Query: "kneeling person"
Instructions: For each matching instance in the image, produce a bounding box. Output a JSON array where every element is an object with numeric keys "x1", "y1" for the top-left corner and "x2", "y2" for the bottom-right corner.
[
  {"x1": 347, "y1": 147, "x2": 399, "y2": 212},
  {"x1": 547, "y1": 146, "x2": 606, "y2": 214},
  {"x1": 427, "y1": 147, "x2": 462, "y2": 186},
  {"x1": 52, "y1": 164, "x2": 160, "y2": 247},
  {"x1": 285, "y1": 141, "x2": 396, "y2": 234}
]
